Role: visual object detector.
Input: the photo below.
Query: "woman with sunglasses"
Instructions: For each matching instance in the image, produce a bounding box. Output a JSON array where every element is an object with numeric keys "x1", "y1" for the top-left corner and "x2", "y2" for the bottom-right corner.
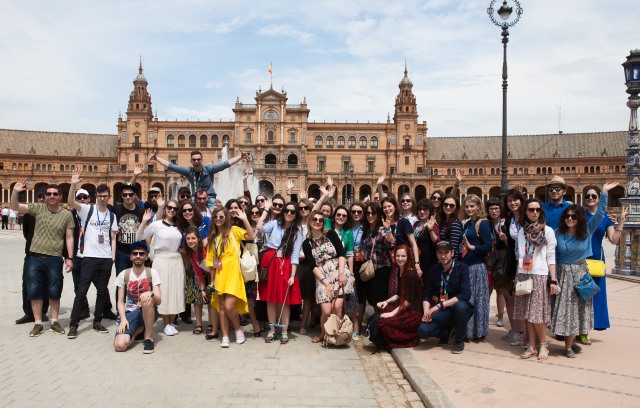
[
  {"x1": 137, "y1": 199, "x2": 185, "y2": 337},
  {"x1": 551, "y1": 182, "x2": 617, "y2": 358},
  {"x1": 400, "y1": 193, "x2": 418, "y2": 225},
  {"x1": 515, "y1": 199, "x2": 557, "y2": 360},
  {"x1": 331, "y1": 205, "x2": 357, "y2": 332},
  {"x1": 177, "y1": 201, "x2": 210, "y2": 241},
  {"x1": 297, "y1": 199, "x2": 317, "y2": 335},
  {"x1": 302, "y1": 211, "x2": 354, "y2": 344},
  {"x1": 181, "y1": 227, "x2": 216, "y2": 337},
  {"x1": 243, "y1": 204, "x2": 264, "y2": 337},
  {"x1": 484, "y1": 198, "x2": 507, "y2": 324},
  {"x1": 255, "y1": 194, "x2": 268, "y2": 210},
  {"x1": 501, "y1": 189, "x2": 527, "y2": 345},
  {"x1": 363, "y1": 200, "x2": 396, "y2": 309},
  {"x1": 236, "y1": 196, "x2": 251, "y2": 213},
  {"x1": 460, "y1": 194, "x2": 492, "y2": 341},
  {"x1": 206, "y1": 206, "x2": 255, "y2": 348},
  {"x1": 256, "y1": 201, "x2": 304, "y2": 344},
  {"x1": 349, "y1": 202, "x2": 366, "y2": 340},
  {"x1": 581, "y1": 186, "x2": 627, "y2": 342},
  {"x1": 412, "y1": 198, "x2": 439, "y2": 285},
  {"x1": 437, "y1": 195, "x2": 463, "y2": 260}
]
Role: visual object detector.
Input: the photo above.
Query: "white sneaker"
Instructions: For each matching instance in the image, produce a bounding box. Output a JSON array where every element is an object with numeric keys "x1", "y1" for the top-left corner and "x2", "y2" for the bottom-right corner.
[
  {"x1": 235, "y1": 329, "x2": 245, "y2": 345},
  {"x1": 164, "y1": 325, "x2": 176, "y2": 336},
  {"x1": 496, "y1": 319, "x2": 504, "y2": 327},
  {"x1": 221, "y1": 336, "x2": 230, "y2": 348},
  {"x1": 170, "y1": 324, "x2": 179, "y2": 335}
]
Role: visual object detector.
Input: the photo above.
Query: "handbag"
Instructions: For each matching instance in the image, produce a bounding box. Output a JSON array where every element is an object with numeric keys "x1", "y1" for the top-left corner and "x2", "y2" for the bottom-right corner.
[
  {"x1": 231, "y1": 236, "x2": 258, "y2": 282},
  {"x1": 574, "y1": 271, "x2": 600, "y2": 302},
  {"x1": 586, "y1": 248, "x2": 605, "y2": 278},
  {"x1": 359, "y1": 235, "x2": 377, "y2": 282},
  {"x1": 258, "y1": 249, "x2": 278, "y2": 283},
  {"x1": 323, "y1": 288, "x2": 353, "y2": 346},
  {"x1": 515, "y1": 277, "x2": 533, "y2": 296}
]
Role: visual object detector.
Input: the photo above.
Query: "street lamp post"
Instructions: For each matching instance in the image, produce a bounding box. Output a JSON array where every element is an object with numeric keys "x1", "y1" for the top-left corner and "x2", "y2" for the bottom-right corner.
[
  {"x1": 614, "y1": 49, "x2": 640, "y2": 276},
  {"x1": 487, "y1": 0, "x2": 523, "y2": 192}
]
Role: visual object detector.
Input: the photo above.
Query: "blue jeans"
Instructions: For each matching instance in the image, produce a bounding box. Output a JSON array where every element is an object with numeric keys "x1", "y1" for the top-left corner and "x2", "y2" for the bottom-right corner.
[
  {"x1": 418, "y1": 300, "x2": 473, "y2": 344},
  {"x1": 115, "y1": 306, "x2": 158, "y2": 337},
  {"x1": 22, "y1": 255, "x2": 49, "y2": 315},
  {"x1": 25, "y1": 254, "x2": 64, "y2": 300}
]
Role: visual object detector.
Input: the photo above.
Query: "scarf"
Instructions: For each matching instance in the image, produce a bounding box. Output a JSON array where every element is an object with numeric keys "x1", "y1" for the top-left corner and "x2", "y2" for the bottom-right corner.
[{"x1": 524, "y1": 221, "x2": 546, "y2": 247}]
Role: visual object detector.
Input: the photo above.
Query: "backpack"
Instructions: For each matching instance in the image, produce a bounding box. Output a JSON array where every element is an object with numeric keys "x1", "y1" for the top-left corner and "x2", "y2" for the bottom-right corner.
[
  {"x1": 366, "y1": 311, "x2": 387, "y2": 350},
  {"x1": 123, "y1": 267, "x2": 153, "y2": 298},
  {"x1": 79, "y1": 205, "x2": 116, "y2": 254}
]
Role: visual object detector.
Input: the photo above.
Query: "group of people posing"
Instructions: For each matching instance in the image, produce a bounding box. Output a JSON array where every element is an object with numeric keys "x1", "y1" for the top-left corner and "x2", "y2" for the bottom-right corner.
[{"x1": 10, "y1": 149, "x2": 624, "y2": 358}]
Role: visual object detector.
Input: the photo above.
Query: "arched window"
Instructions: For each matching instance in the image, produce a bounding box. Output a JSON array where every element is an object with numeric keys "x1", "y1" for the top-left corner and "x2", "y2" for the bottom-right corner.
[
  {"x1": 36, "y1": 164, "x2": 41, "y2": 170},
  {"x1": 267, "y1": 131, "x2": 274, "y2": 144},
  {"x1": 212, "y1": 135, "x2": 219, "y2": 147},
  {"x1": 337, "y1": 136, "x2": 345, "y2": 148},
  {"x1": 222, "y1": 135, "x2": 230, "y2": 146},
  {"x1": 60, "y1": 164, "x2": 64, "y2": 171},
  {"x1": 200, "y1": 135, "x2": 207, "y2": 148},
  {"x1": 263, "y1": 110, "x2": 279, "y2": 120},
  {"x1": 18, "y1": 163, "x2": 23, "y2": 171},
  {"x1": 596, "y1": 166, "x2": 600, "y2": 173},
  {"x1": 315, "y1": 136, "x2": 323, "y2": 148},
  {"x1": 359, "y1": 136, "x2": 367, "y2": 148},
  {"x1": 479, "y1": 168, "x2": 483, "y2": 176},
  {"x1": 71, "y1": 165, "x2": 75, "y2": 171},
  {"x1": 348, "y1": 136, "x2": 356, "y2": 148},
  {"x1": 473, "y1": 168, "x2": 478, "y2": 176},
  {"x1": 433, "y1": 169, "x2": 438, "y2": 176},
  {"x1": 178, "y1": 135, "x2": 186, "y2": 148},
  {"x1": 167, "y1": 134, "x2": 174, "y2": 147},
  {"x1": 513, "y1": 168, "x2": 517, "y2": 175},
  {"x1": 609, "y1": 166, "x2": 613, "y2": 173},
  {"x1": 327, "y1": 136, "x2": 334, "y2": 148},
  {"x1": 94, "y1": 165, "x2": 98, "y2": 172},
  {"x1": 189, "y1": 134, "x2": 196, "y2": 148},
  {"x1": 48, "y1": 164, "x2": 52, "y2": 171},
  {"x1": 469, "y1": 169, "x2": 473, "y2": 175},
  {"x1": 447, "y1": 169, "x2": 452, "y2": 176},
  {"x1": 491, "y1": 168, "x2": 495, "y2": 175},
  {"x1": 547, "y1": 167, "x2": 552, "y2": 174},
  {"x1": 265, "y1": 154, "x2": 277, "y2": 168},
  {"x1": 370, "y1": 136, "x2": 378, "y2": 148},
  {"x1": 615, "y1": 165, "x2": 620, "y2": 173},
  {"x1": 536, "y1": 167, "x2": 541, "y2": 174},
  {"x1": 590, "y1": 166, "x2": 595, "y2": 173},
  {"x1": 82, "y1": 165, "x2": 87, "y2": 171}
]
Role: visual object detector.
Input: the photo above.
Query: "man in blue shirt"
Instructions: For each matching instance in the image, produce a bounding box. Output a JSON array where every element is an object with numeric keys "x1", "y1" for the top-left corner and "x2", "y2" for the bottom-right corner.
[
  {"x1": 418, "y1": 241, "x2": 473, "y2": 354},
  {"x1": 542, "y1": 175, "x2": 571, "y2": 230},
  {"x1": 151, "y1": 150, "x2": 245, "y2": 208}
]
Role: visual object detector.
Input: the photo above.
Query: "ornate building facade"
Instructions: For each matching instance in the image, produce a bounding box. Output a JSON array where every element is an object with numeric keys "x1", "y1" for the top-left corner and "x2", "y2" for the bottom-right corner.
[{"x1": 0, "y1": 63, "x2": 627, "y2": 207}]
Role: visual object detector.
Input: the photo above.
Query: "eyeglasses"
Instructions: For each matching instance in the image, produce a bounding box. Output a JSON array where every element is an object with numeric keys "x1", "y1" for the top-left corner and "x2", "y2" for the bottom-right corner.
[
  {"x1": 564, "y1": 213, "x2": 578, "y2": 220},
  {"x1": 256, "y1": 198, "x2": 265, "y2": 203},
  {"x1": 45, "y1": 192, "x2": 59, "y2": 197},
  {"x1": 97, "y1": 195, "x2": 110, "y2": 199},
  {"x1": 122, "y1": 193, "x2": 134, "y2": 198},
  {"x1": 401, "y1": 199, "x2": 412, "y2": 203},
  {"x1": 488, "y1": 207, "x2": 501, "y2": 212},
  {"x1": 298, "y1": 206, "x2": 309, "y2": 211},
  {"x1": 166, "y1": 205, "x2": 178, "y2": 211},
  {"x1": 335, "y1": 213, "x2": 347, "y2": 218},
  {"x1": 431, "y1": 196, "x2": 441, "y2": 201},
  {"x1": 131, "y1": 251, "x2": 147, "y2": 257},
  {"x1": 351, "y1": 210, "x2": 363, "y2": 215},
  {"x1": 527, "y1": 207, "x2": 541, "y2": 213},
  {"x1": 182, "y1": 208, "x2": 194, "y2": 213},
  {"x1": 250, "y1": 211, "x2": 260, "y2": 215},
  {"x1": 443, "y1": 203, "x2": 456, "y2": 209},
  {"x1": 272, "y1": 203, "x2": 284, "y2": 209},
  {"x1": 179, "y1": 194, "x2": 192, "y2": 199},
  {"x1": 191, "y1": 158, "x2": 202, "y2": 162},
  {"x1": 284, "y1": 209, "x2": 297, "y2": 215},
  {"x1": 76, "y1": 194, "x2": 89, "y2": 200},
  {"x1": 214, "y1": 215, "x2": 225, "y2": 220},
  {"x1": 417, "y1": 207, "x2": 429, "y2": 212},
  {"x1": 239, "y1": 200, "x2": 249, "y2": 206},
  {"x1": 585, "y1": 194, "x2": 598, "y2": 200},
  {"x1": 548, "y1": 186, "x2": 563, "y2": 192},
  {"x1": 312, "y1": 217, "x2": 324, "y2": 223}
]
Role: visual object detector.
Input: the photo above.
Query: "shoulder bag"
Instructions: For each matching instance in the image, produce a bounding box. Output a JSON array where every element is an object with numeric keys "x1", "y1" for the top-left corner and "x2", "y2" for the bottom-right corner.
[
  {"x1": 585, "y1": 248, "x2": 606, "y2": 278},
  {"x1": 359, "y1": 235, "x2": 376, "y2": 282},
  {"x1": 323, "y1": 287, "x2": 353, "y2": 346},
  {"x1": 231, "y1": 235, "x2": 258, "y2": 282}
]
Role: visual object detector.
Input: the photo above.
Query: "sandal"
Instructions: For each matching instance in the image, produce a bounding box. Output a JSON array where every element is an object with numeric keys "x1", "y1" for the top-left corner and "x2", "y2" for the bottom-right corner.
[
  {"x1": 537, "y1": 343, "x2": 549, "y2": 360},
  {"x1": 311, "y1": 336, "x2": 322, "y2": 343},
  {"x1": 520, "y1": 347, "x2": 538, "y2": 359},
  {"x1": 205, "y1": 325, "x2": 218, "y2": 341},
  {"x1": 192, "y1": 325, "x2": 203, "y2": 335}
]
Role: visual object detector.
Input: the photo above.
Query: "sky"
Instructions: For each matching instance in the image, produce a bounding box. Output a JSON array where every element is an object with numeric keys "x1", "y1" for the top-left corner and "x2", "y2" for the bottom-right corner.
[{"x1": 0, "y1": 0, "x2": 638, "y2": 138}]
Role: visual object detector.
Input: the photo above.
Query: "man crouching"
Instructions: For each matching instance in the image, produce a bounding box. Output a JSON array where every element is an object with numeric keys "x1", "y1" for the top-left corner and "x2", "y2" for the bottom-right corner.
[{"x1": 114, "y1": 241, "x2": 161, "y2": 354}]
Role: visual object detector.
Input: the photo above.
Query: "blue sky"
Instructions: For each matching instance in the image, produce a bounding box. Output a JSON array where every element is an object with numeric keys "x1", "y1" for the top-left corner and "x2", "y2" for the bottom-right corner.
[{"x1": 0, "y1": 0, "x2": 638, "y2": 137}]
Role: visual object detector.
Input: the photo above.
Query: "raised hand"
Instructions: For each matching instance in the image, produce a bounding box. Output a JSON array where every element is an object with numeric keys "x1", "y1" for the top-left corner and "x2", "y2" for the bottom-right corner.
[
  {"x1": 382, "y1": 217, "x2": 391, "y2": 229},
  {"x1": 287, "y1": 179, "x2": 295, "y2": 191},
  {"x1": 427, "y1": 215, "x2": 436, "y2": 231},
  {"x1": 156, "y1": 195, "x2": 165, "y2": 208},
  {"x1": 142, "y1": 208, "x2": 153, "y2": 222},
  {"x1": 235, "y1": 209, "x2": 248, "y2": 222},
  {"x1": 13, "y1": 178, "x2": 28, "y2": 192},
  {"x1": 326, "y1": 175, "x2": 334, "y2": 187},
  {"x1": 149, "y1": 151, "x2": 158, "y2": 161},
  {"x1": 455, "y1": 168, "x2": 463, "y2": 183},
  {"x1": 299, "y1": 190, "x2": 308, "y2": 200},
  {"x1": 376, "y1": 174, "x2": 386, "y2": 185},
  {"x1": 603, "y1": 182, "x2": 619, "y2": 193},
  {"x1": 327, "y1": 185, "x2": 336, "y2": 198},
  {"x1": 71, "y1": 168, "x2": 82, "y2": 184},
  {"x1": 263, "y1": 199, "x2": 272, "y2": 211},
  {"x1": 133, "y1": 163, "x2": 144, "y2": 176}
]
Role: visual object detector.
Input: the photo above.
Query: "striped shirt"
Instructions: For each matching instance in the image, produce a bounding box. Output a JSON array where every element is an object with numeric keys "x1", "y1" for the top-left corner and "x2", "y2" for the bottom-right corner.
[{"x1": 28, "y1": 204, "x2": 74, "y2": 256}]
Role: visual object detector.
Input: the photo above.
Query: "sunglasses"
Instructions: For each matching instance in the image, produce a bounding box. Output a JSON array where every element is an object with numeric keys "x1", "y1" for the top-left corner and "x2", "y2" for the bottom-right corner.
[
  {"x1": 564, "y1": 213, "x2": 578, "y2": 220},
  {"x1": 417, "y1": 207, "x2": 429, "y2": 212},
  {"x1": 76, "y1": 194, "x2": 89, "y2": 200},
  {"x1": 298, "y1": 206, "x2": 309, "y2": 211},
  {"x1": 131, "y1": 251, "x2": 147, "y2": 257},
  {"x1": 431, "y1": 196, "x2": 441, "y2": 201},
  {"x1": 335, "y1": 213, "x2": 348, "y2": 218},
  {"x1": 250, "y1": 211, "x2": 260, "y2": 215},
  {"x1": 527, "y1": 207, "x2": 541, "y2": 213},
  {"x1": 179, "y1": 194, "x2": 192, "y2": 199},
  {"x1": 366, "y1": 211, "x2": 376, "y2": 216},
  {"x1": 182, "y1": 208, "x2": 194, "y2": 213},
  {"x1": 401, "y1": 199, "x2": 412, "y2": 203},
  {"x1": 122, "y1": 193, "x2": 134, "y2": 198},
  {"x1": 548, "y1": 186, "x2": 563, "y2": 192},
  {"x1": 272, "y1": 203, "x2": 284, "y2": 209},
  {"x1": 443, "y1": 203, "x2": 456, "y2": 209},
  {"x1": 166, "y1": 205, "x2": 178, "y2": 211},
  {"x1": 585, "y1": 194, "x2": 598, "y2": 200},
  {"x1": 214, "y1": 215, "x2": 225, "y2": 220},
  {"x1": 256, "y1": 198, "x2": 265, "y2": 203},
  {"x1": 191, "y1": 158, "x2": 202, "y2": 162},
  {"x1": 351, "y1": 210, "x2": 363, "y2": 215},
  {"x1": 284, "y1": 209, "x2": 297, "y2": 215},
  {"x1": 239, "y1": 200, "x2": 249, "y2": 206},
  {"x1": 45, "y1": 192, "x2": 59, "y2": 197},
  {"x1": 312, "y1": 217, "x2": 324, "y2": 223}
]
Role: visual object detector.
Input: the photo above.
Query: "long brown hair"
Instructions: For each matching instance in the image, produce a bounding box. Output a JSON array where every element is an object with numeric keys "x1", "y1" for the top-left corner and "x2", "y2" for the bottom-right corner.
[
  {"x1": 207, "y1": 206, "x2": 232, "y2": 254},
  {"x1": 182, "y1": 226, "x2": 206, "y2": 263}
]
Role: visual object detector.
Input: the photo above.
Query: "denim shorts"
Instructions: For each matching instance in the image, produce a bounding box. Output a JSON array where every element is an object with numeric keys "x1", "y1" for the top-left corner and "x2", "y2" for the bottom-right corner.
[
  {"x1": 26, "y1": 254, "x2": 64, "y2": 300},
  {"x1": 115, "y1": 306, "x2": 158, "y2": 337}
]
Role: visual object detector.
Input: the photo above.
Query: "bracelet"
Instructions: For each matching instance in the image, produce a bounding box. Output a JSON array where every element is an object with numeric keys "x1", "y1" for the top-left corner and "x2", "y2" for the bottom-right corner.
[
  {"x1": 616, "y1": 227, "x2": 624, "y2": 231},
  {"x1": 320, "y1": 277, "x2": 327, "y2": 283},
  {"x1": 436, "y1": 303, "x2": 442, "y2": 310},
  {"x1": 383, "y1": 228, "x2": 391, "y2": 233}
]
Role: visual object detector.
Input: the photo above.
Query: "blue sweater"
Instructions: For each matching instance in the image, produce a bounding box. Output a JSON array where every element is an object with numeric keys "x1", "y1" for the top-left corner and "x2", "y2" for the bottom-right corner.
[
  {"x1": 555, "y1": 192, "x2": 607, "y2": 264},
  {"x1": 461, "y1": 219, "x2": 493, "y2": 266}
]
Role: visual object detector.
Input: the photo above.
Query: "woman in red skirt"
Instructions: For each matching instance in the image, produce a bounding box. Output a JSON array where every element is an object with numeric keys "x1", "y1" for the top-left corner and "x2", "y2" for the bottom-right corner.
[{"x1": 256, "y1": 201, "x2": 303, "y2": 344}]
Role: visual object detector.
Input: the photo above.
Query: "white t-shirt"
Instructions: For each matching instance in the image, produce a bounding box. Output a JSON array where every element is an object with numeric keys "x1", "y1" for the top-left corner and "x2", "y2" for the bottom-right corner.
[
  {"x1": 78, "y1": 204, "x2": 119, "y2": 259},
  {"x1": 140, "y1": 220, "x2": 182, "y2": 252},
  {"x1": 9, "y1": 209, "x2": 16, "y2": 218},
  {"x1": 115, "y1": 268, "x2": 161, "y2": 312},
  {"x1": 1, "y1": 208, "x2": 8, "y2": 216}
]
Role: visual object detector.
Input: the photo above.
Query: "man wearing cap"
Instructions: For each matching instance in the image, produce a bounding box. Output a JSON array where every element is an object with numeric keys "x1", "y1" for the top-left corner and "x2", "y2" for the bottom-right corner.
[
  {"x1": 15, "y1": 190, "x2": 50, "y2": 325},
  {"x1": 67, "y1": 171, "x2": 119, "y2": 338},
  {"x1": 68, "y1": 188, "x2": 92, "y2": 320},
  {"x1": 150, "y1": 149, "x2": 246, "y2": 208},
  {"x1": 418, "y1": 241, "x2": 473, "y2": 354},
  {"x1": 114, "y1": 241, "x2": 161, "y2": 354},
  {"x1": 542, "y1": 175, "x2": 572, "y2": 231},
  {"x1": 177, "y1": 186, "x2": 192, "y2": 205}
]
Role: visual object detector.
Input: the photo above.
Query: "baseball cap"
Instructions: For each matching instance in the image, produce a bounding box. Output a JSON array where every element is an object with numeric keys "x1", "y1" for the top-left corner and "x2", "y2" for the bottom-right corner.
[
  {"x1": 130, "y1": 240, "x2": 149, "y2": 253},
  {"x1": 148, "y1": 187, "x2": 161, "y2": 194},
  {"x1": 436, "y1": 241, "x2": 454, "y2": 250},
  {"x1": 76, "y1": 189, "x2": 89, "y2": 197}
]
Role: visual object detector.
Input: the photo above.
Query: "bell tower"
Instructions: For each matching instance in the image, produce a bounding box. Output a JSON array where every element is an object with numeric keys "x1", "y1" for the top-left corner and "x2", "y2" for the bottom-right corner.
[
  {"x1": 126, "y1": 60, "x2": 153, "y2": 120},
  {"x1": 393, "y1": 64, "x2": 420, "y2": 177},
  {"x1": 394, "y1": 64, "x2": 418, "y2": 123}
]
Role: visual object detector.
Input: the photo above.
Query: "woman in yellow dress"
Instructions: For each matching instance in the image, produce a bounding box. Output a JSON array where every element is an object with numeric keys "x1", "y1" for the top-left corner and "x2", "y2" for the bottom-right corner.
[{"x1": 206, "y1": 206, "x2": 255, "y2": 348}]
